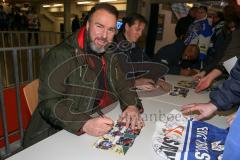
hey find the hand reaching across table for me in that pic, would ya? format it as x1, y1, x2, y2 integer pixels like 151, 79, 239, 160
181, 102, 218, 120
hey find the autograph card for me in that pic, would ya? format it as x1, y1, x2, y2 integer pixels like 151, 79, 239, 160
177, 80, 198, 89
169, 86, 189, 97
94, 122, 141, 155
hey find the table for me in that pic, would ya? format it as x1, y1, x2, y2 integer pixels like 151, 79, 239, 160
7, 75, 228, 160
139, 75, 211, 106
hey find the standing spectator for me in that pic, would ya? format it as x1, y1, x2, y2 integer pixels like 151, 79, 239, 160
175, 6, 198, 39
0, 5, 7, 31
20, 12, 28, 31
79, 13, 86, 27
184, 6, 213, 69
14, 7, 22, 30
193, 5, 240, 92
27, 8, 40, 44
193, 11, 231, 80
71, 15, 80, 33
211, 12, 225, 37
195, 25, 240, 92
7, 6, 16, 31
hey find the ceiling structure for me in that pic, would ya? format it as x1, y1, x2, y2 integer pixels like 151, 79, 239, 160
0, 0, 127, 11
1, 0, 227, 15
2, 0, 227, 4
1, 0, 227, 9
2, 0, 64, 3
1, 0, 126, 4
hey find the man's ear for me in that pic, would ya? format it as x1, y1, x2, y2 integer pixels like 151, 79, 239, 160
125, 23, 129, 31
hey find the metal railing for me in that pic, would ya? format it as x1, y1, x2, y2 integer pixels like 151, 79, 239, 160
0, 45, 54, 159
0, 31, 71, 88
0, 31, 70, 48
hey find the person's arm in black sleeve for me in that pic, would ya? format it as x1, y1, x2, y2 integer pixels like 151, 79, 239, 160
141, 48, 168, 82
38, 49, 92, 135
204, 32, 231, 74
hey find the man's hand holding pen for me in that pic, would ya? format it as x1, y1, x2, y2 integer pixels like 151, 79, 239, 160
82, 110, 114, 137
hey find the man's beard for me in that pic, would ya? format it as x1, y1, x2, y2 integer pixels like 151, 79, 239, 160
87, 31, 108, 54
89, 41, 106, 54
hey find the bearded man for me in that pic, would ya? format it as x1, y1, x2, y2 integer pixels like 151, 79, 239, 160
23, 3, 144, 148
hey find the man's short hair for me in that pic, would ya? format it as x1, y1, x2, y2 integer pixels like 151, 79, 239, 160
189, 7, 198, 13
223, 4, 240, 27
88, 3, 118, 21
119, 13, 147, 32
199, 6, 208, 13
124, 13, 147, 27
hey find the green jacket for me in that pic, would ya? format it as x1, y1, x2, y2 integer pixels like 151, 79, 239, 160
23, 28, 141, 147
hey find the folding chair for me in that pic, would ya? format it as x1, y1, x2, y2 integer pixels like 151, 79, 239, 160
23, 79, 39, 115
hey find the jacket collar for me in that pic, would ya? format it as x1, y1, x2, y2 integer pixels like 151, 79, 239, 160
64, 26, 86, 51
77, 26, 86, 49
194, 16, 208, 23
114, 32, 126, 42
114, 32, 136, 49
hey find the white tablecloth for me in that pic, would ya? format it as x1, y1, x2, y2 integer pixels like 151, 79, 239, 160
7, 75, 228, 160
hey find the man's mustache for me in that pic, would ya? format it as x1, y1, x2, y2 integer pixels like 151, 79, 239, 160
96, 37, 108, 43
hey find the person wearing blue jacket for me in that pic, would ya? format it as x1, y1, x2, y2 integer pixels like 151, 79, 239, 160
181, 58, 240, 119
181, 59, 240, 159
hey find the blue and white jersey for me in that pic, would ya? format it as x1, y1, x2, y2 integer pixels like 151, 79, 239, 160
184, 18, 213, 60
153, 110, 228, 160
181, 120, 228, 160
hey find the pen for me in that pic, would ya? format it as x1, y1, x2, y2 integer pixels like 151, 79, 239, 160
97, 109, 114, 128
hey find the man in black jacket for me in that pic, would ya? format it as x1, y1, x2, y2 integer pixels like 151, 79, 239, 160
114, 13, 168, 91
71, 15, 80, 32
175, 7, 198, 39
154, 38, 185, 75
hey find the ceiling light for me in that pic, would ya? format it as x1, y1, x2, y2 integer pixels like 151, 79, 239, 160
42, 4, 51, 8
53, 4, 63, 7
99, 0, 117, 2
220, 1, 227, 7
77, 1, 91, 5
186, 3, 193, 8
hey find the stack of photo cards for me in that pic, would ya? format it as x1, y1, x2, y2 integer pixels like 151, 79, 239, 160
94, 121, 141, 155
177, 80, 212, 92
177, 80, 198, 89
169, 86, 189, 97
